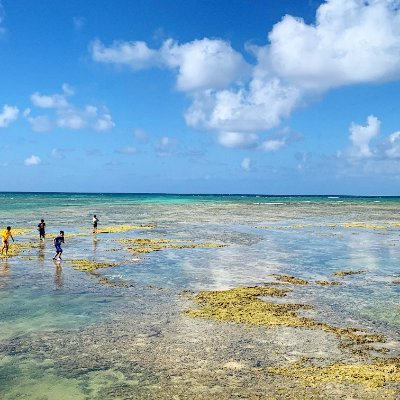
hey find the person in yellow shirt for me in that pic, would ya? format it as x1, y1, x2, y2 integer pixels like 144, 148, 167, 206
1, 226, 14, 256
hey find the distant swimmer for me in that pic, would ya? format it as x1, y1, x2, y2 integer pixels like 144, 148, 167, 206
52, 230, 64, 261
38, 219, 46, 240
92, 215, 99, 234
1, 226, 14, 256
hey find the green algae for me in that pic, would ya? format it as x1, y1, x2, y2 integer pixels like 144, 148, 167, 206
333, 270, 366, 278
98, 224, 155, 233
184, 286, 386, 353
0, 241, 39, 258
268, 358, 400, 389
66, 259, 118, 272
315, 280, 342, 286
274, 275, 309, 285
119, 238, 226, 254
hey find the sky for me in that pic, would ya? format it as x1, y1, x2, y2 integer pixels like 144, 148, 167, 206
1, 0, 400, 195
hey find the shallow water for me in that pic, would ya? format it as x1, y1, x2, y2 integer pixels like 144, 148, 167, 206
0, 193, 399, 398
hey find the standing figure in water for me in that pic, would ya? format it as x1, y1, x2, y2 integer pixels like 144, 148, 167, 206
38, 219, 46, 240
1, 226, 14, 256
92, 214, 99, 234
53, 231, 64, 261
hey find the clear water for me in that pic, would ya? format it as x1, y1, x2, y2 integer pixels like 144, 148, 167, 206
0, 193, 399, 398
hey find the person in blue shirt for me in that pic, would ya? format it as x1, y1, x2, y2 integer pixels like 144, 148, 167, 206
52, 231, 64, 261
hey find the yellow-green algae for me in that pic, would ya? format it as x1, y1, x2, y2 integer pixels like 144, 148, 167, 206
119, 238, 226, 254
98, 224, 155, 233
343, 222, 388, 229
268, 358, 400, 388
333, 270, 366, 277
0, 241, 39, 257
7, 228, 32, 235
66, 259, 118, 272
184, 286, 385, 351
274, 275, 309, 285
315, 280, 342, 286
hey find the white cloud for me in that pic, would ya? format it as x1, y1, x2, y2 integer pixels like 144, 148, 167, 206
268, 0, 400, 90
161, 38, 249, 91
259, 138, 286, 152
217, 131, 258, 148
386, 131, 400, 158
0, 105, 19, 127
24, 155, 41, 166
91, 0, 400, 150
91, 39, 158, 70
27, 115, 52, 132
349, 115, 380, 158
28, 85, 115, 132
31, 89, 70, 109
241, 157, 251, 171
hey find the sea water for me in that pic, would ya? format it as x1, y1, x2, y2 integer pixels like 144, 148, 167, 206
0, 193, 399, 398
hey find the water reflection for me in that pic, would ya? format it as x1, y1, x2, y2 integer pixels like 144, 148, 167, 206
0, 258, 9, 276
38, 241, 46, 266
53, 261, 64, 289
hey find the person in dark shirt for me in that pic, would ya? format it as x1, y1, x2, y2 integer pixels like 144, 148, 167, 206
38, 219, 46, 240
52, 231, 64, 261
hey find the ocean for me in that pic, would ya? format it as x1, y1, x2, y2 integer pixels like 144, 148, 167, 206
0, 192, 399, 398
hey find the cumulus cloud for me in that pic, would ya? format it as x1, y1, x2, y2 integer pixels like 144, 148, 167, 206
27, 115, 52, 132
0, 105, 19, 127
91, 0, 400, 150
217, 131, 258, 148
91, 37, 248, 91
349, 115, 380, 158
24, 155, 41, 166
91, 39, 159, 70
27, 85, 115, 132
161, 38, 249, 91
241, 157, 251, 171
259, 138, 287, 152
386, 131, 400, 158
268, 0, 400, 90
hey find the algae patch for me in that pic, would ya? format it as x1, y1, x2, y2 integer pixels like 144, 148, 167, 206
98, 225, 155, 234
119, 238, 226, 254
333, 270, 366, 278
0, 241, 38, 258
66, 259, 118, 272
268, 358, 400, 388
274, 275, 309, 285
185, 286, 385, 352
315, 280, 342, 286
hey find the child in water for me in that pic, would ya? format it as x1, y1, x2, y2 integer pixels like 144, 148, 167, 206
1, 226, 14, 256
38, 219, 46, 240
92, 215, 99, 233
53, 231, 64, 261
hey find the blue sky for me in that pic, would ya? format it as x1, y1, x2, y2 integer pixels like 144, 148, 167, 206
1, 0, 400, 195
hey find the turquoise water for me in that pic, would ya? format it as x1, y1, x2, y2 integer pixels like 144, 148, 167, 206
0, 193, 400, 398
